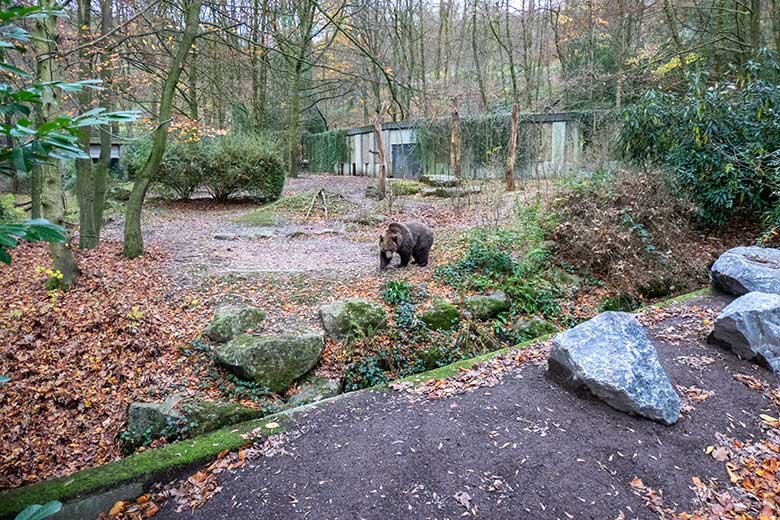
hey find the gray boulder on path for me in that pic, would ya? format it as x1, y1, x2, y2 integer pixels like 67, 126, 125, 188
710, 291, 780, 374
203, 304, 266, 343
710, 246, 780, 296
319, 299, 387, 342
214, 331, 325, 393
548, 311, 681, 425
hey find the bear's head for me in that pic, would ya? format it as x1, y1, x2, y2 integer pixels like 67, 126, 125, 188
379, 229, 400, 259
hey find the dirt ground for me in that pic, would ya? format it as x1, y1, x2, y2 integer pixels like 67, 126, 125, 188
103, 175, 517, 277
148, 293, 779, 520
100, 175, 526, 334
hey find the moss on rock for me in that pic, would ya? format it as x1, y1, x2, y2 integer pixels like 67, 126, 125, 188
214, 331, 324, 393
419, 299, 460, 330
464, 292, 510, 320
203, 304, 266, 343
288, 375, 341, 407
319, 299, 387, 342
511, 317, 560, 342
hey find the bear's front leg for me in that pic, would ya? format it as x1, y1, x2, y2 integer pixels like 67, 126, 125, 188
398, 251, 411, 268
380, 251, 392, 270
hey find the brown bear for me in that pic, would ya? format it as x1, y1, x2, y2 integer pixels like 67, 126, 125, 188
379, 221, 434, 270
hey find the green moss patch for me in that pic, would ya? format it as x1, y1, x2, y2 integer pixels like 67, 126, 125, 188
398, 333, 556, 385
0, 415, 285, 518
649, 287, 712, 309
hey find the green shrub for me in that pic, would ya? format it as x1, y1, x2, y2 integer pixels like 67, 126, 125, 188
381, 280, 416, 306
619, 49, 780, 230
436, 207, 563, 319
158, 140, 209, 200
205, 136, 285, 202
123, 135, 285, 202
0, 194, 24, 224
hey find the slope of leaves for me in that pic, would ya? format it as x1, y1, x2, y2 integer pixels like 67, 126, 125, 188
0, 241, 216, 489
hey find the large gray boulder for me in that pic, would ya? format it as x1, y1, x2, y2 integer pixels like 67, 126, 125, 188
319, 299, 387, 342
464, 292, 510, 320
710, 246, 780, 296
123, 394, 259, 451
711, 292, 780, 373
549, 311, 681, 425
214, 331, 324, 392
203, 304, 266, 343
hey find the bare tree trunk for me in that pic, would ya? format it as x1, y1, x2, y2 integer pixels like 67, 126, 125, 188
372, 103, 390, 198
93, 0, 113, 238
449, 96, 461, 185
34, 0, 79, 285
471, 0, 488, 110
505, 103, 519, 192
773, 0, 780, 53
123, 0, 202, 259
76, 0, 98, 249
251, 0, 268, 130
662, 0, 687, 76
750, 0, 761, 51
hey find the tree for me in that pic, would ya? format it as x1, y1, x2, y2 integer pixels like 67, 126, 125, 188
372, 102, 390, 197
123, 0, 204, 259
0, 0, 133, 266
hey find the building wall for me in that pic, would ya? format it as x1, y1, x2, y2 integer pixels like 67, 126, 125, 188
332, 113, 586, 179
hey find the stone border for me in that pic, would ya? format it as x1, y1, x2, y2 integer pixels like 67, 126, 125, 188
0, 286, 713, 519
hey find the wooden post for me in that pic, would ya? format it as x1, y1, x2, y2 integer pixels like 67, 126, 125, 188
372, 102, 390, 198
505, 103, 519, 192
449, 96, 461, 185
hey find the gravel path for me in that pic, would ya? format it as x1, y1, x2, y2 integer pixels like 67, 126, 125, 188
152, 294, 776, 520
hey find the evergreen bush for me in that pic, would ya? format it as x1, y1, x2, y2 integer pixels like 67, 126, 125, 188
620, 49, 780, 231
123, 134, 285, 202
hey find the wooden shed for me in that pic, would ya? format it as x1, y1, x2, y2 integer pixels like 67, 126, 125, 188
318, 111, 587, 179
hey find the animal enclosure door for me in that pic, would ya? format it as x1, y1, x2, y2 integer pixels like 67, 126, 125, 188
391, 143, 421, 179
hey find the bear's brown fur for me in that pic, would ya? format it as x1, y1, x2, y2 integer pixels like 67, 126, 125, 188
379, 221, 434, 270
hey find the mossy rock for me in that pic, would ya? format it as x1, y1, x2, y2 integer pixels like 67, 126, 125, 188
319, 298, 387, 342
203, 304, 266, 343
420, 174, 458, 188
419, 299, 460, 330
421, 186, 481, 198
179, 399, 260, 437
214, 331, 324, 393
288, 374, 341, 407
390, 180, 424, 196
122, 395, 260, 452
420, 346, 447, 370
511, 317, 560, 342
465, 292, 510, 320
547, 268, 582, 289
